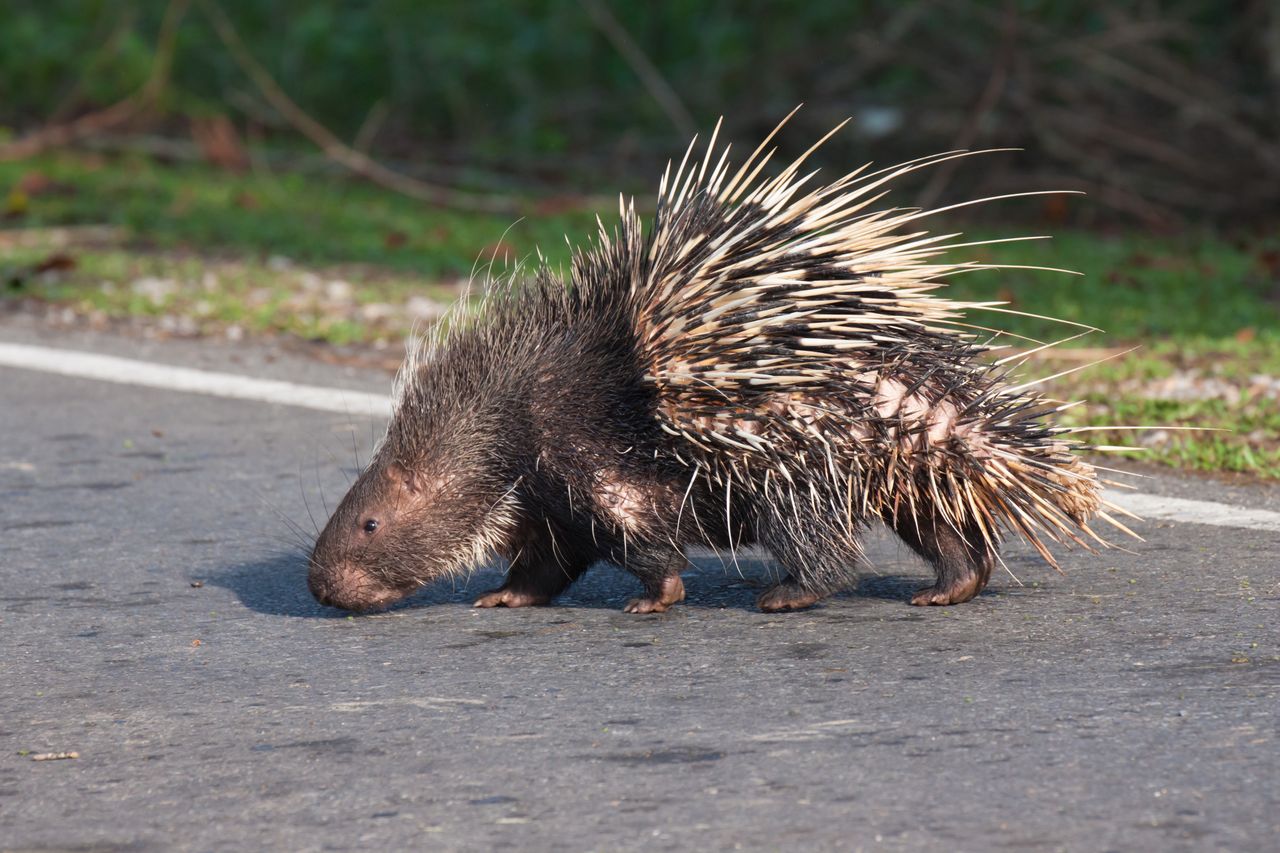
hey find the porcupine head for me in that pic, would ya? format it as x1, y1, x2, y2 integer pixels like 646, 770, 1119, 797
308, 334, 525, 612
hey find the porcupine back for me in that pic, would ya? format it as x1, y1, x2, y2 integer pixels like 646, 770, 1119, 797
571, 115, 1137, 583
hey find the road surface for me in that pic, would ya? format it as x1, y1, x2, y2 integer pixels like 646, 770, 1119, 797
1, 322, 1277, 851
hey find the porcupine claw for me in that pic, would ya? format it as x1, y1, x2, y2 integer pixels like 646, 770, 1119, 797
473, 585, 553, 608
909, 575, 985, 606
623, 574, 686, 614
756, 580, 821, 612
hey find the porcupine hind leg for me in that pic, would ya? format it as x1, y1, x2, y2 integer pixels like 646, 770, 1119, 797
618, 547, 689, 614
886, 505, 995, 606
756, 519, 859, 612
474, 519, 592, 608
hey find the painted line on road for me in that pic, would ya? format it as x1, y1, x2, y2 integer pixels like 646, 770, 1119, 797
0, 341, 393, 417
3, 341, 1278, 535
1104, 492, 1280, 534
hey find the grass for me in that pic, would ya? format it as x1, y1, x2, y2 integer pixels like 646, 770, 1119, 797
2, 246, 459, 345
943, 230, 1280, 344
937, 235, 1280, 477
1, 150, 594, 274
3, 150, 1279, 478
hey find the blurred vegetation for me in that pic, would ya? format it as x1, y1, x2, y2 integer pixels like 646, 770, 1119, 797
0, 150, 596, 274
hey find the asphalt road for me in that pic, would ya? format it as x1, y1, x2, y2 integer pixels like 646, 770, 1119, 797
1, 324, 1277, 851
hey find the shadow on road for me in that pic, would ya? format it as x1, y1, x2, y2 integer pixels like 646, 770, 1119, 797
854, 574, 929, 601
211, 549, 971, 618
209, 552, 509, 617
211, 552, 333, 618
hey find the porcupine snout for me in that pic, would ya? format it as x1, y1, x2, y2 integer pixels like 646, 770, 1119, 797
307, 555, 401, 612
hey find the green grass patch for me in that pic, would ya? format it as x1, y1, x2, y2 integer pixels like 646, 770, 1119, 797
1, 151, 594, 275
942, 229, 1280, 345
1046, 369, 1280, 478
1, 245, 460, 344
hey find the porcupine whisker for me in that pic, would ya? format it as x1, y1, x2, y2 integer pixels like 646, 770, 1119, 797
314, 449, 330, 518
777, 148, 1013, 220
844, 147, 1011, 192
973, 305, 1102, 334
1099, 496, 1144, 523
298, 461, 322, 537
1065, 425, 1221, 433
903, 190, 1088, 225
478, 218, 525, 296
257, 507, 314, 555
1097, 475, 1143, 489
932, 234, 1057, 253
544, 517, 568, 573
950, 262, 1085, 278
246, 470, 313, 551
322, 396, 361, 486
271, 507, 315, 553
673, 467, 698, 543
722, 473, 745, 581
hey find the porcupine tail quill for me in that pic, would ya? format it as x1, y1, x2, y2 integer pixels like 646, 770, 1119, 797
570, 109, 1141, 572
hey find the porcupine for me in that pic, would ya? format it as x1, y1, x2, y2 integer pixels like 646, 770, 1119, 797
307, 113, 1137, 615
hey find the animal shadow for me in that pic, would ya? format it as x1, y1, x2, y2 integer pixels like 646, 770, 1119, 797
213, 551, 769, 617
212, 550, 958, 618
210, 552, 332, 618
211, 551, 519, 618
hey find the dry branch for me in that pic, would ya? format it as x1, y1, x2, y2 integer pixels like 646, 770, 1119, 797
579, 0, 697, 140
915, 1, 1017, 209
198, 0, 537, 214
0, 0, 189, 162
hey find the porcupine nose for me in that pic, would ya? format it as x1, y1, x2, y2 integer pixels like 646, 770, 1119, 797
307, 560, 338, 607
308, 557, 397, 611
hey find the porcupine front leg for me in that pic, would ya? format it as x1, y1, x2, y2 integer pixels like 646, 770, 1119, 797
618, 547, 689, 614
886, 505, 995, 606
474, 518, 592, 608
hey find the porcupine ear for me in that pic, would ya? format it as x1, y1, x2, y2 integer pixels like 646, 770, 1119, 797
383, 462, 420, 495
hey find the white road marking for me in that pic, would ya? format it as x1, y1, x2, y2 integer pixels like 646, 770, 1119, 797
0, 341, 392, 417
3, 341, 1278, 535
1103, 492, 1280, 534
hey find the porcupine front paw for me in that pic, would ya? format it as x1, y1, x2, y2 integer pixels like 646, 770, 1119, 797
623, 574, 686, 614
910, 572, 984, 606
473, 585, 552, 608
756, 579, 822, 612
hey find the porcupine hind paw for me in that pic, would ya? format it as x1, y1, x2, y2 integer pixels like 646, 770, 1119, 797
623, 574, 686, 614
886, 508, 994, 607
473, 584, 553, 608
757, 578, 822, 612
910, 572, 985, 606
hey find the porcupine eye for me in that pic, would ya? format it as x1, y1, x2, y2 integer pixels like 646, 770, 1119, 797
362, 519, 379, 534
